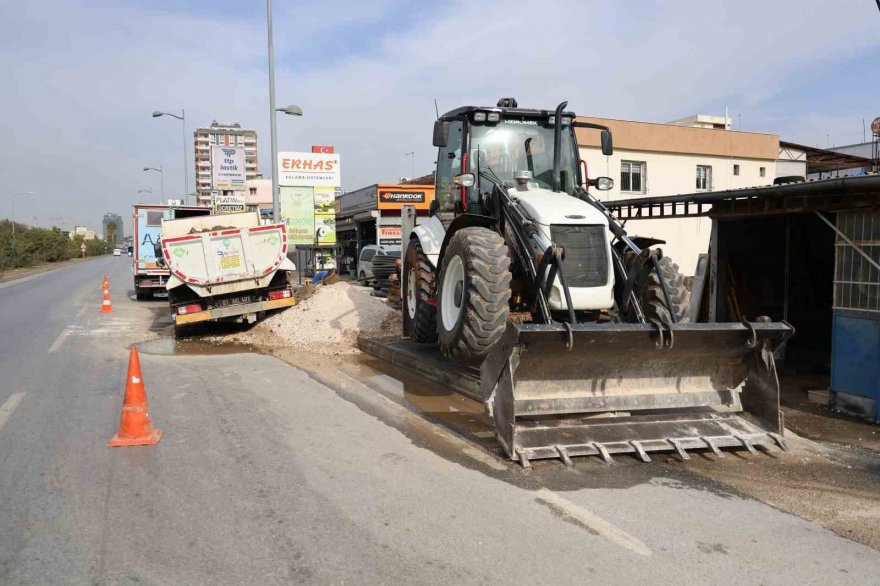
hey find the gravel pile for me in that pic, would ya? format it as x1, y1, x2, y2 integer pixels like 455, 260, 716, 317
234, 281, 400, 354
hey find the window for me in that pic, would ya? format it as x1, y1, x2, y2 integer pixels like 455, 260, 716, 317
146, 211, 164, 226
760, 167, 766, 177
696, 165, 712, 190
435, 121, 464, 213
733, 164, 740, 176
249, 188, 257, 196
621, 161, 646, 193
359, 248, 377, 262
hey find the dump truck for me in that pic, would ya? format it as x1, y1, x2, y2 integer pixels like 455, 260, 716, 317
360, 98, 794, 467
158, 211, 296, 335
133, 203, 211, 300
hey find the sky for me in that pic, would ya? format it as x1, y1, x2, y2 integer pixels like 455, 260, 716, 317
1, 0, 878, 235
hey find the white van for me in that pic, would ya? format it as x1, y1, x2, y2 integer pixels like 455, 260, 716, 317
357, 245, 400, 280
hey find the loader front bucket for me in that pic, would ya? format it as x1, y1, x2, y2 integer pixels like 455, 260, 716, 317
480, 321, 794, 465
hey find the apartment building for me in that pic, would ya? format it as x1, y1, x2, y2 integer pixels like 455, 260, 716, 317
194, 121, 258, 204
102, 212, 124, 246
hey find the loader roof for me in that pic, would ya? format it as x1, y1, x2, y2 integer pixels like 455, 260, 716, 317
440, 104, 577, 121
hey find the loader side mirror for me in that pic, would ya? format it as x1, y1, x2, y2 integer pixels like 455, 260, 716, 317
589, 176, 614, 191
601, 129, 613, 156
433, 120, 449, 147
454, 173, 475, 187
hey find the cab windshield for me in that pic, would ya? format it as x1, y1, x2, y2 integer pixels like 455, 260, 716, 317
469, 120, 578, 195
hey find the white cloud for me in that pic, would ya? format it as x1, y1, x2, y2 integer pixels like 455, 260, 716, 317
1, 0, 877, 230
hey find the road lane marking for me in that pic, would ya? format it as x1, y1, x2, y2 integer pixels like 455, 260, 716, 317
534, 488, 652, 556
0, 393, 26, 434
49, 327, 71, 354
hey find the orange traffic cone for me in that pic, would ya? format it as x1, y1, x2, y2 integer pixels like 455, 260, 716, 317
100, 286, 113, 313
102, 275, 109, 290
108, 347, 163, 447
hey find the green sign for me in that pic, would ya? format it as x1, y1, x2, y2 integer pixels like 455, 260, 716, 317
279, 186, 315, 245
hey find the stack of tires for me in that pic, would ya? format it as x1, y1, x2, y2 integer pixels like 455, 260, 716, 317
371, 255, 399, 298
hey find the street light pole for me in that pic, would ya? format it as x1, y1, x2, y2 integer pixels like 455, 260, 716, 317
267, 0, 280, 222
143, 166, 164, 203
152, 109, 188, 204
9, 191, 35, 241
405, 151, 415, 180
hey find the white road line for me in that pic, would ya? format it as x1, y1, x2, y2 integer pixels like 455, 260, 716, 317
49, 327, 71, 354
534, 488, 653, 556
0, 393, 26, 434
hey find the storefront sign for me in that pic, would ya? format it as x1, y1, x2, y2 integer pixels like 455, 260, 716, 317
378, 226, 402, 247
213, 193, 246, 214
278, 152, 341, 187
376, 185, 434, 211
211, 146, 246, 191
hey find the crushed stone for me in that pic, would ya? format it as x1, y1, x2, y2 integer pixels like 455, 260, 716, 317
228, 280, 400, 354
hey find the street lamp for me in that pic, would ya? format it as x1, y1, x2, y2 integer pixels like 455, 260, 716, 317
9, 191, 35, 241
266, 0, 304, 222
152, 109, 188, 203
404, 151, 415, 180
143, 166, 164, 202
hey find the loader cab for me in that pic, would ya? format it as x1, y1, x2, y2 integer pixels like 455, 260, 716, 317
433, 101, 606, 217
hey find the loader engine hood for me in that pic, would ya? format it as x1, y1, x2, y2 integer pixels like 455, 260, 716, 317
507, 186, 614, 311
508, 187, 609, 228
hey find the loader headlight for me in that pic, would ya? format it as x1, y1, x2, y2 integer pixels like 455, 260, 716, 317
548, 116, 572, 126
473, 112, 487, 122
487, 112, 501, 122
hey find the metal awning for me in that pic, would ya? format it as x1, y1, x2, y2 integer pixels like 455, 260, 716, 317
780, 140, 873, 174
605, 174, 880, 220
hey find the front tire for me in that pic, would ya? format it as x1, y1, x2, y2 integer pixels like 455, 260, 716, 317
437, 227, 511, 364
403, 239, 437, 343
629, 253, 690, 323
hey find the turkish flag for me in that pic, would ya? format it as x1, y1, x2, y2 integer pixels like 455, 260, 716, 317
311, 145, 335, 154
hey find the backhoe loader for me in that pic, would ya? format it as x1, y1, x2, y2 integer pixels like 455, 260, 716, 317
387, 98, 793, 466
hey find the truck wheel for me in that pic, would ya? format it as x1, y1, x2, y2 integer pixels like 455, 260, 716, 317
633, 254, 690, 323
403, 238, 437, 343
437, 227, 511, 364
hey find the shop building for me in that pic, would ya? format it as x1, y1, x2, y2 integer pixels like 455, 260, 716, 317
335, 183, 434, 275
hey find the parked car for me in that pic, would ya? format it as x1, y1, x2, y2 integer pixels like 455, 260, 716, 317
357, 245, 400, 281
113, 248, 122, 256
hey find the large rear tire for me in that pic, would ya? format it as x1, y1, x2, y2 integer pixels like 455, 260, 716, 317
634, 253, 690, 323
437, 227, 511, 364
403, 238, 438, 343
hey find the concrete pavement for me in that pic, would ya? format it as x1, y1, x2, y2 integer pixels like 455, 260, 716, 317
1, 255, 879, 585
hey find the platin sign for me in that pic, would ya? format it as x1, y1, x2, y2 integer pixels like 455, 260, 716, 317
376, 185, 434, 211
311, 145, 335, 154
872, 117, 880, 136
378, 226, 402, 247
278, 152, 341, 187
213, 193, 246, 214
211, 146, 246, 191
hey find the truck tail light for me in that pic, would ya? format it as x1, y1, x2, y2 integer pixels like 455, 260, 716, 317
177, 303, 203, 315
268, 289, 292, 300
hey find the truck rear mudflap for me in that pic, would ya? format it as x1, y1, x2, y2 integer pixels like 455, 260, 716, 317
175, 296, 296, 325
485, 321, 793, 466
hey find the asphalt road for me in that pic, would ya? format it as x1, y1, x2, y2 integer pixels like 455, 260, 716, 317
1, 256, 879, 585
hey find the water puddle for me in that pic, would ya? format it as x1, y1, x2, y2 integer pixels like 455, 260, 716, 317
137, 337, 259, 356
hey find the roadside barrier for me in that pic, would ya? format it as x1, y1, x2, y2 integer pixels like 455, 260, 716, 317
108, 346, 163, 447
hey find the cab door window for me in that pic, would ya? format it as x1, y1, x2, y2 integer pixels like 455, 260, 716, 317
435, 121, 464, 213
